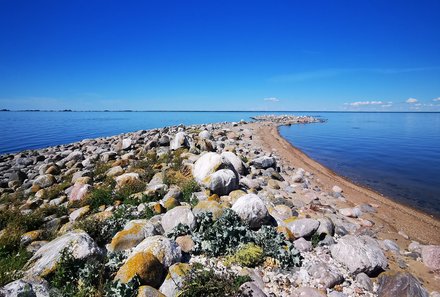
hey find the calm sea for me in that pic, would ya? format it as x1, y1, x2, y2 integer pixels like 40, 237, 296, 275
1, 111, 439, 216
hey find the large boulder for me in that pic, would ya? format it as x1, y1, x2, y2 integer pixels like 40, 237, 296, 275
131, 236, 181, 268
221, 151, 245, 175
115, 252, 165, 287
108, 219, 160, 252
377, 271, 428, 297
421, 245, 440, 271
231, 194, 270, 228
138, 285, 166, 297
170, 132, 189, 150
251, 156, 276, 169
286, 218, 320, 238
330, 235, 387, 275
115, 172, 140, 189
192, 152, 223, 182
161, 206, 196, 233
205, 169, 238, 195
159, 262, 190, 297
23, 230, 99, 277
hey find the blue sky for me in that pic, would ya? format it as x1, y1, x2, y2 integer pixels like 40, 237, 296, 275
1, 0, 439, 111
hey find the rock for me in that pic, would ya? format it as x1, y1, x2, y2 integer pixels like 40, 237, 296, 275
231, 194, 270, 229
32, 174, 55, 189
316, 217, 335, 236
421, 245, 440, 271
161, 206, 196, 233
251, 156, 276, 169
355, 272, 373, 292
106, 166, 124, 177
163, 186, 182, 203
330, 235, 387, 275
115, 252, 165, 287
339, 207, 362, 218
192, 200, 224, 220
20, 230, 44, 246
292, 287, 327, 297
307, 262, 344, 289
131, 235, 181, 268
159, 262, 190, 297
205, 169, 238, 195
69, 182, 91, 201
292, 168, 305, 183
137, 285, 166, 297
294, 237, 313, 252
65, 151, 83, 162
0, 276, 50, 297
198, 130, 211, 139
382, 239, 400, 252
8, 170, 27, 184
239, 281, 267, 297
115, 172, 140, 188
192, 152, 223, 182
287, 218, 320, 238
69, 205, 90, 222
377, 271, 428, 297
332, 185, 342, 194
221, 151, 245, 175
175, 235, 195, 253
24, 230, 99, 277
170, 132, 189, 150
108, 219, 159, 252
121, 138, 132, 150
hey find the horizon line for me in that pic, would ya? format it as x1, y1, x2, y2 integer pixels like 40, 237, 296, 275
1, 109, 440, 113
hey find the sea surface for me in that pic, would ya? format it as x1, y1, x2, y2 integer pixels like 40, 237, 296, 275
1, 111, 439, 217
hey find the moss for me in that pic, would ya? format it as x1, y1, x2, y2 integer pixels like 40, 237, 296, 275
224, 243, 264, 267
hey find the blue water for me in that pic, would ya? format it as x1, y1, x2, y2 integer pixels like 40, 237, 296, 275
1, 111, 439, 216
279, 112, 440, 217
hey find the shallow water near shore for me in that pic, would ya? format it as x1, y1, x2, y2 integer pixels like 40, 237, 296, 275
279, 112, 440, 217
1, 111, 439, 217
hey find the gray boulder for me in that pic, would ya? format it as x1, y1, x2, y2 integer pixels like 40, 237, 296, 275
0, 276, 49, 297
287, 218, 320, 238
251, 156, 276, 169
231, 194, 270, 228
161, 206, 196, 233
330, 235, 387, 275
205, 169, 238, 195
377, 272, 428, 297
170, 132, 189, 150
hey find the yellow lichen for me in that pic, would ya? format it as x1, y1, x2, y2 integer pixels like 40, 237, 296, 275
223, 243, 264, 267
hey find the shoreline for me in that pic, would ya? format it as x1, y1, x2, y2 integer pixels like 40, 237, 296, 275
252, 122, 440, 245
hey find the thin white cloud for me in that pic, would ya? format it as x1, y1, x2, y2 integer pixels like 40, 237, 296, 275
346, 100, 384, 106
263, 97, 280, 102
433, 97, 440, 102
406, 98, 418, 103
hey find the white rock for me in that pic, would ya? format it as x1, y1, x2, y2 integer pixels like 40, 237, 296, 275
287, 218, 320, 238
170, 132, 189, 150
251, 156, 276, 169
131, 235, 181, 268
205, 169, 238, 195
221, 151, 245, 175
24, 230, 99, 277
231, 194, 270, 228
192, 152, 223, 183
161, 206, 196, 233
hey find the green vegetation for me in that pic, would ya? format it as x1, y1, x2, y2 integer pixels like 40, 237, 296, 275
179, 263, 251, 297
42, 181, 71, 200
87, 187, 113, 210
224, 243, 264, 267
0, 248, 31, 286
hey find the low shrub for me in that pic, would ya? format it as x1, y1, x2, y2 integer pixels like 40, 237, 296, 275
43, 181, 71, 200
87, 187, 113, 210
223, 243, 264, 267
179, 263, 251, 297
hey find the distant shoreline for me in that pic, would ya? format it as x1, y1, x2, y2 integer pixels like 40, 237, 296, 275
1, 109, 440, 113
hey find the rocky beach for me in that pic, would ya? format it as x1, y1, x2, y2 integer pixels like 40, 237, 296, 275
0, 115, 439, 297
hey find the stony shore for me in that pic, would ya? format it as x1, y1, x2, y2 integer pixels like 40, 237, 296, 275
0, 115, 439, 297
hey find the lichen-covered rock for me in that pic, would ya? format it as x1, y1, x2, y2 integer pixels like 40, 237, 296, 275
69, 182, 91, 201
192, 200, 224, 220
421, 245, 440, 271
159, 262, 190, 297
24, 230, 99, 277
377, 271, 428, 297
131, 235, 181, 268
69, 205, 90, 222
115, 252, 165, 288
287, 218, 320, 238
33, 174, 55, 189
175, 235, 195, 253
204, 169, 238, 195
161, 206, 196, 233
330, 235, 387, 275
137, 285, 166, 297
192, 152, 223, 183
20, 230, 44, 246
106, 165, 124, 177
231, 193, 270, 229
108, 219, 160, 252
